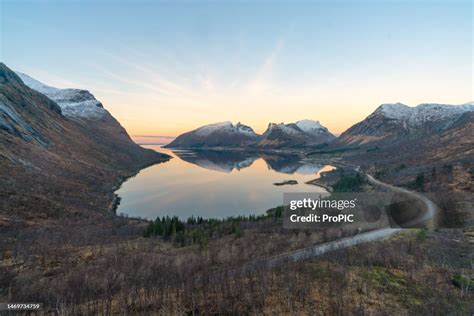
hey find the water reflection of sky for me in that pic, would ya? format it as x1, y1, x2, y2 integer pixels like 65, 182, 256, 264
116, 146, 335, 220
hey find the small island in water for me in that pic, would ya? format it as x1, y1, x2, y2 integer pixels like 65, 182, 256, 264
273, 180, 298, 186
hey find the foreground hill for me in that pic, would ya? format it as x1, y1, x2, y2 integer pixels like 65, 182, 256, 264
0, 63, 169, 230
165, 119, 335, 149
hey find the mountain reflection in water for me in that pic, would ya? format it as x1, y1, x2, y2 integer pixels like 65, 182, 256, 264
173, 149, 330, 175
116, 146, 335, 219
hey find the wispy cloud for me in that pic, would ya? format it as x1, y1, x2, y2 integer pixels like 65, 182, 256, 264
98, 51, 199, 99
247, 37, 285, 95
95, 34, 288, 106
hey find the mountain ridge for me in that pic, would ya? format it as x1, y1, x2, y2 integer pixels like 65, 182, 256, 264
16, 72, 106, 119
166, 102, 473, 150
165, 120, 335, 149
165, 121, 260, 148
338, 102, 474, 146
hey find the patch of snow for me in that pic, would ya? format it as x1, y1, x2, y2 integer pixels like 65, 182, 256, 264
279, 124, 301, 136
377, 103, 412, 119
296, 119, 327, 135
376, 102, 474, 126
16, 72, 106, 119
193, 121, 257, 138
266, 123, 300, 136
235, 122, 257, 136
194, 121, 233, 137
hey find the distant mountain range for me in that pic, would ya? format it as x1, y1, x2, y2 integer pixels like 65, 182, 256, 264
165, 102, 473, 153
3, 60, 472, 173
165, 119, 336, 149
1, 58, 473, 224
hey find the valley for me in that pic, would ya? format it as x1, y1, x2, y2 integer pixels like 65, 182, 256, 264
1, 1, 472, 313
0, 61, 472, 314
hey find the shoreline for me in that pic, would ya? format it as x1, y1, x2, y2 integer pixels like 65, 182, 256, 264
111, 149, 336, 219
305, 178, 333, 192
108, 155, 172, 214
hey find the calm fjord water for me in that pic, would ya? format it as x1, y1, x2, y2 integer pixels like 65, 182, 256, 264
116, 146, 334, 219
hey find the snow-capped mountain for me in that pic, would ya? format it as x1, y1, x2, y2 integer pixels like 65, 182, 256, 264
296, 119, 329, 136
256, 120, 335, 148
166, 120, 335, 149
165, 121, 260, 148
339, 102, 474, 145
8, 67, 164, 162
16, 72, 106, 119
374, 102, 474, 126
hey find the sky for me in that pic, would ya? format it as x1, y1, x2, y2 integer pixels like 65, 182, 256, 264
1, 0, 472, 136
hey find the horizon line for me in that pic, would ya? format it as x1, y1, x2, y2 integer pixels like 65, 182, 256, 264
132, 135, 176, 138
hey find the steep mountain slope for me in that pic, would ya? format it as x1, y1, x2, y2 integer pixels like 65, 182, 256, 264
342, 111, 474, 166
333, 102, 473, 193
0, 63, 169, 229
165, 121, 260, 148
16, 72, 105, 118
166, 120, 335, 149
423, 111, 474, 164
338, 102, 474, 146
15, 72, 147, 155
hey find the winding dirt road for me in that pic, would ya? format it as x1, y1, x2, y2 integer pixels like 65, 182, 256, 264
235, 171, 439, 272
365, 173, 439, 228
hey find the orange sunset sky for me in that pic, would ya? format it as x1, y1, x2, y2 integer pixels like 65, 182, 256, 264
3, 1, 472, 137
